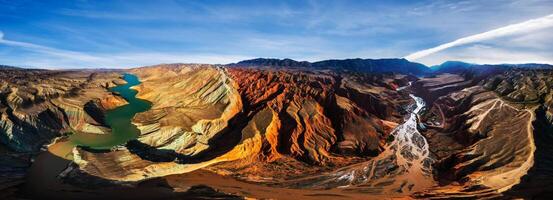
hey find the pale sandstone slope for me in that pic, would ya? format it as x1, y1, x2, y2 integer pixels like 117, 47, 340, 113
0, 69, 127, 152
73, 65, 243, 181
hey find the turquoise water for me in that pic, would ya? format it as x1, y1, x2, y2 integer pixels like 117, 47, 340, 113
26, 74, 153, 197
68, 73, 152, 149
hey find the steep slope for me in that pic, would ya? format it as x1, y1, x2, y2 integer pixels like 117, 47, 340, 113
206, 68, 413, 182
130, 64, 242, 157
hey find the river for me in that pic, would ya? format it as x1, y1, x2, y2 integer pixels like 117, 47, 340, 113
68, 73, 151, 149
291, 89, 434, 195
25, 73, 154, 199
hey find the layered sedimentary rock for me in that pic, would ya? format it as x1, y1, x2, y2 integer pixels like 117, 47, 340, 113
0, 67, 127, 198
131, 65, 242, 157
415, 68, 552, 199
277, 93, 435, 195
207, 69, 413, 182
0, 68, 126, 152
71, 65, 243, 181
4, 62, 553, 199
70, 65, 413, 184
72, 64, 549, 198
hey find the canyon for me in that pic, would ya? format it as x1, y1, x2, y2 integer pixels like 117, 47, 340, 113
0, 59, 552, 199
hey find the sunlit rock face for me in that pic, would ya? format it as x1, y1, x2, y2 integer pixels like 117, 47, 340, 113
277, 94, 435, 195
130, 65, 242, 157
207, 68, 413, 182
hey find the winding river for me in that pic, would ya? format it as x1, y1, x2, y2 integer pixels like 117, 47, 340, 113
26, 73, 154, 199
68, 73, 151, 149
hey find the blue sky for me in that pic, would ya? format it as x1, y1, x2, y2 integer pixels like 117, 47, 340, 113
1, 0, 553, 68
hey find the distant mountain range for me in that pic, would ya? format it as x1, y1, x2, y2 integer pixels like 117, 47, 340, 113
0, 65, 27, 70
429, 60, 553, 74
228, 58, 553, 75
228, 58, 430, 75
3, 59, 553, 75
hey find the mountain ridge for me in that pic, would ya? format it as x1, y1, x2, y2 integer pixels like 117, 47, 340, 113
228, 57, 430, 75
3, 58, 553, 73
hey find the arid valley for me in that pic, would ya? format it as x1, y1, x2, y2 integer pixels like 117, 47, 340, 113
1, 58, 553, 199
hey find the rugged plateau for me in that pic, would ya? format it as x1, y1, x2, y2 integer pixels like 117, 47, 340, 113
0, 59, 552, 199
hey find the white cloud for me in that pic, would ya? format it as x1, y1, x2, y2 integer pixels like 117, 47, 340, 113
0, 31, 101, 62
416, 44, 553, 66
405, 13, 553, 60
4, 1, 553, 68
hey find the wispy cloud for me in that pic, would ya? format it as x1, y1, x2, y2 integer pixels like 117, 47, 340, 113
405, 13, 553, 60
417, 44, 553, 65
2, 1, 553, 68
0, 31, 101, 62
0, 31, 249, 68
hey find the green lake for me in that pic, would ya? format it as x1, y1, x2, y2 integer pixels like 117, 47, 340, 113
68, 73, 152, 149
26, 74, 153, 197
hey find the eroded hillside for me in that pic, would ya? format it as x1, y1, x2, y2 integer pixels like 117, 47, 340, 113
68, 65, 414, 186
0, 68, 126, 151
415, 68, 553, 199
1, 64, 552, 199
0, 67, 126, 198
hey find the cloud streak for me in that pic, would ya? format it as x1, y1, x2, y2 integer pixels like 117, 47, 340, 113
0, 31, 101, 62
0, 31, 250, 68
405, 13, 553, 60
3, 1, 553, 68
